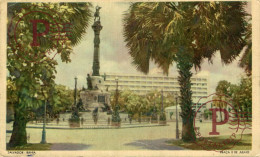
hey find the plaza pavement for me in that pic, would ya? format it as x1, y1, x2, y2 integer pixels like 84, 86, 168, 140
6, 122, 185, 150
6, 121, 251, 150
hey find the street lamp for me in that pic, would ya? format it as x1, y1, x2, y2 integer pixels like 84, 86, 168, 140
149, 94, 157, 123
115, 77, 119, 106
175, 92, 180, 139
74, 77, 78, 106
159, 89, 166, 125
112, 77, 120, 126
40, 85, 47, 144
161, 89, 164, 113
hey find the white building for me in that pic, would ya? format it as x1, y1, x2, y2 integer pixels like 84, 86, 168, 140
103, 73, 210, 112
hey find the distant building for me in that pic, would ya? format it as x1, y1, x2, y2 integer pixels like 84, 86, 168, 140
104, 73, 210, 112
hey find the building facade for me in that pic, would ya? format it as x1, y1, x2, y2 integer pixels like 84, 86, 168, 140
104, 73, 210, 112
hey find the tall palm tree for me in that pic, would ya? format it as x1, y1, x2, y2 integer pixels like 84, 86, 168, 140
239, 22, 252, 75
212, 95, 228, 122
123, 2, 248, 142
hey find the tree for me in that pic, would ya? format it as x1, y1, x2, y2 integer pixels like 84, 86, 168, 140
55, 84, 74, 113
213, 80, 231, 121
146, 91, 174, 116
146, 91, 160, 119
215, 77, 252, 121
7, 3, 92, 147
123, 2, 248, 142
7, 79, 17, 122
239, 21, 252, 76
203, 109, 212, 120
232, 77, 252, 120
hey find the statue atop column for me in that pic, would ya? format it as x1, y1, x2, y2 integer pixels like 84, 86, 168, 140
94, 6, 101, 21
80, 5, 111, 113
92, 6, 102, 76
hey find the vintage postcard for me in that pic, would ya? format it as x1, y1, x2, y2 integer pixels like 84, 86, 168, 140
0, 0, 259, 156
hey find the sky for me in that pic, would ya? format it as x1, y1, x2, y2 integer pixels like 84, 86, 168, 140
54, 2, 251, 94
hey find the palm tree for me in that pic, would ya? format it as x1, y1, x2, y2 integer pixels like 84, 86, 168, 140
212, 95, 228, 122
239, 21, 252, 76
123, 2, 248, 142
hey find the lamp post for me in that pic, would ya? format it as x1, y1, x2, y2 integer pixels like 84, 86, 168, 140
175, 92, 179, 139
154, 93, 157, 121
161, 89, 164, 113
150, 94, 157, 123
159, 89, 166, 124
153, 95, 156, 115
115, 77, 119, 105
112, 77, 120, 126
74, 77, 78, 106
40, 85, 47, 144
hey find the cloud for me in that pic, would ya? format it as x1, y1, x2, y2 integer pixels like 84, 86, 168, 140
54, 2, 248, 95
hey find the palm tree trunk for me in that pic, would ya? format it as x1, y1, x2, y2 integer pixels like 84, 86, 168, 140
176, 48, 196, 142
9, 103, 27, 147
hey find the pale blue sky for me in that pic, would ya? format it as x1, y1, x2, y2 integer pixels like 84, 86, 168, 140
54, 2, 249, 94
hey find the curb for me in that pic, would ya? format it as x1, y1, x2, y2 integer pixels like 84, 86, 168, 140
26, 124, 169, 130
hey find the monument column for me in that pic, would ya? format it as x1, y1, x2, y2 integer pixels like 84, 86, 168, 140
92, 6, 102, 76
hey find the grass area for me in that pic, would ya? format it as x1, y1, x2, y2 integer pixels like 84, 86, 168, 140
7, 143, 52, 150
167, 134, 252, 150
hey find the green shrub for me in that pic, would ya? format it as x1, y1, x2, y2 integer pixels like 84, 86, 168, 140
159, 112, 166, 121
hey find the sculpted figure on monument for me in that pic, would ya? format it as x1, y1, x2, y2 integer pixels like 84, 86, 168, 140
94, 6, 101, 22
87, 74, 93, 90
